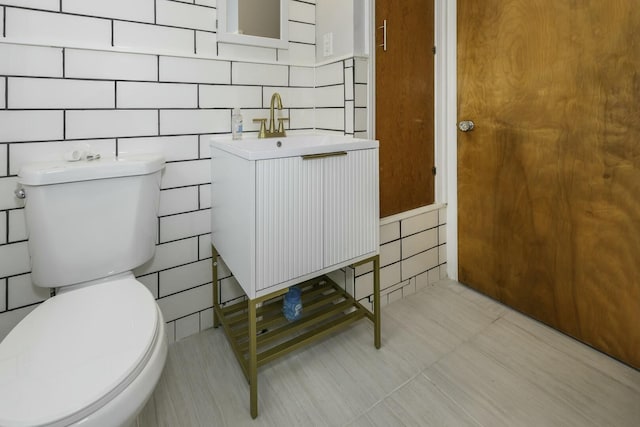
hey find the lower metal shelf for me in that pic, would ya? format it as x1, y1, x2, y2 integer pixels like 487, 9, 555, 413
219, 276, 371, 378
211, 246, 381, 419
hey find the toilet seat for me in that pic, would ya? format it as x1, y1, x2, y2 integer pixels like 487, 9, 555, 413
0, 276, 161, 427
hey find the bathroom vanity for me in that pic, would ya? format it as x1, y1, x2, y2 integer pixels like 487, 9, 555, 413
209, 134, 381, 418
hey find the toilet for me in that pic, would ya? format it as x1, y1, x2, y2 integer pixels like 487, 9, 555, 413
0, 154, 168, 427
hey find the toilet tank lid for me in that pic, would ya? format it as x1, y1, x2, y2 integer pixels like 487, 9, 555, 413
18, 153, 165, 186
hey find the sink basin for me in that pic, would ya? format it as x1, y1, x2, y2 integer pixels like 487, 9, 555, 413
210, 134, 379, 160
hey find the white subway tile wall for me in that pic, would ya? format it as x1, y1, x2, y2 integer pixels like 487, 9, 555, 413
113, 21, 195, 55
290, 66, 315, 86
118, 135, 199, 161
116, 82, 198, 109
290, 0, 316, 24
199, 85, 262, 109
155, 0, 217, 32
159, 56, 230, 84
9, 78, 115, 109
7, 209, 25, 242
61, 0, 155, 23
195, 31, 218, 57
159, 259, 211, 297
158, 187, 200, 217
0, 0, 444, 345
0, 177, 20, 210
7, 273, 49, 310
354, 206, 448, 308
175, 312, 200, 341
218, 43, 277, 63
232, 62, 288, 86
5, 8, 112, 48
66, 110, 159, 139
65, 49, 158, 81
2, 0, 59, 11
0, 110, 64, 143
0, 44, 62, 77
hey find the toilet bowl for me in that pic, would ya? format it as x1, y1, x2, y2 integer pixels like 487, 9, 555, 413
0, 154, 168, 426
0, 274, 167, 427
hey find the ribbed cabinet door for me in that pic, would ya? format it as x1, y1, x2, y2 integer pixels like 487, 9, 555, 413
255, 157, 324, 291
323, 149, 379, 267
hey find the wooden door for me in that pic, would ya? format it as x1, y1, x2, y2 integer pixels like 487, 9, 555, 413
376, 0, 434, 218
458, 0, 640, 368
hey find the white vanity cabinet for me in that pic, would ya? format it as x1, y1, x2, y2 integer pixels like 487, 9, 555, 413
210, 135, 379, 299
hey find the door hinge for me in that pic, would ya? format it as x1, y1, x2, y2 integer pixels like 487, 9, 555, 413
432, 46, 436, 55
432, 166, 437, 175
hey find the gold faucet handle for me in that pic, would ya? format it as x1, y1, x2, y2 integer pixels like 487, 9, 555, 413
277, 117, 289, 134
253, 118, 267, 138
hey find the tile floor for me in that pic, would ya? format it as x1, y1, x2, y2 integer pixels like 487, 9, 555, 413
137, 279, 640, 426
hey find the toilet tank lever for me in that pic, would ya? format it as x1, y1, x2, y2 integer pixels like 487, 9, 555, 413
15, 187, 26, 199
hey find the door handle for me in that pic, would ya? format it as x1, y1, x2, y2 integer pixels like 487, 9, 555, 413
379, 19, 387, 51
458, 120, 475, 132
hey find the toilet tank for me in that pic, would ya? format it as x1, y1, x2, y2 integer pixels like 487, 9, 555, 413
18, 154, 165, 288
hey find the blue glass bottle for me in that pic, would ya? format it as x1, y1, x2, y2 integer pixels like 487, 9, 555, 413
283, 287, 302, 321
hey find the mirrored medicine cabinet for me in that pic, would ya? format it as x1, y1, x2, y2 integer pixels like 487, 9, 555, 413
217, 0, 289, 49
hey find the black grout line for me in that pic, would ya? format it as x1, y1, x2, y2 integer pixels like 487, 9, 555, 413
5, 143, 10, 180
288, 19, 314, 26
3, 274, 8, 311
3, 208, 8, 245
288, 40, 315, 46
61, 47, 65, 78
159, 206, 210, 220
157, 266, 162, 300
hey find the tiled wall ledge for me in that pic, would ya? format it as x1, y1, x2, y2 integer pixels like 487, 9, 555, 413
0, 38, 317, 68
315, 53, 370, 68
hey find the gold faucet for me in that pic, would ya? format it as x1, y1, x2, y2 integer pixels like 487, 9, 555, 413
253, 92, 288, 138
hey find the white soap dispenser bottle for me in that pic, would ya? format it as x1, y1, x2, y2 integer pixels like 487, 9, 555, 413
232, 108, 243, 140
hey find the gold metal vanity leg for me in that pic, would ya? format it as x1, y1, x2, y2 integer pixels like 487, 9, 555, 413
248, 298, 259, 418
211, 245, 220, 329
373, 255, 381, 349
